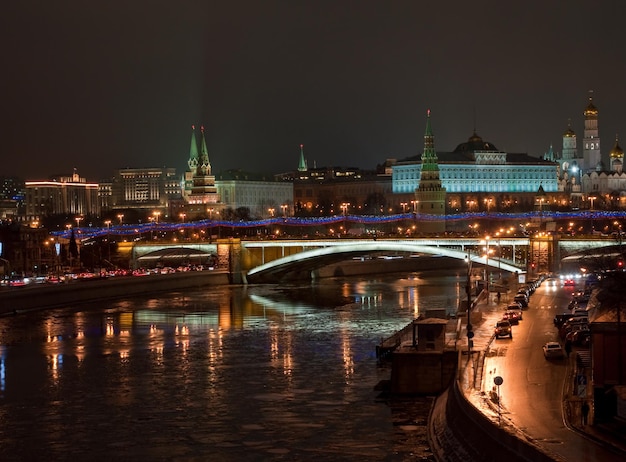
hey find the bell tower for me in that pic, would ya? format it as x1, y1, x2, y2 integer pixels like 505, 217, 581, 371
583, 91, 602, 172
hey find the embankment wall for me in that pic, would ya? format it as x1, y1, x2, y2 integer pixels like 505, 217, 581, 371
0, 271, 230, 314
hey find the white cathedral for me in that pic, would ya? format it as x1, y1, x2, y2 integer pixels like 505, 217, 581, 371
546, 92, 625, 209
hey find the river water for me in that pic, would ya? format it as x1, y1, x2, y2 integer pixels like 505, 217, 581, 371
0, 269, 467, 461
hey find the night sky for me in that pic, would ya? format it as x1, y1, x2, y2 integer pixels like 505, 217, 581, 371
2, 1, 625, 181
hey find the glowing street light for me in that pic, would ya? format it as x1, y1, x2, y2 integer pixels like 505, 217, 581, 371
400, 202, 408, 213
484, 197, 493, 213
268, 207, 275, 217
104, 220, 112, 262
589, 195, 597, 210
483, 235, 491, 291
153, 211, 161, 223
340, 203, 350, 216
75, 216, 83, 228
179, 213, 186, 223
117, 214, 124, 225
281, 204, 288, 217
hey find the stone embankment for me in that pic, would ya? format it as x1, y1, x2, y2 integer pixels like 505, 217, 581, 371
428, 378, 562, 462
0, 270, 230, 315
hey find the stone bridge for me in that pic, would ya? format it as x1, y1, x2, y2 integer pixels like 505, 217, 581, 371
129, 236, 625, 284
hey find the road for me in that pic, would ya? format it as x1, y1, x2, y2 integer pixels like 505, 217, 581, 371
483, 279, 624, 461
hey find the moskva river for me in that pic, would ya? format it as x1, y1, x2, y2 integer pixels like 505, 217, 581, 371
0, 270, 467, 461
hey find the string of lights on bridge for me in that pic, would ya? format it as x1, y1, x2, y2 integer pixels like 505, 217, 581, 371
52, 210, 626, 240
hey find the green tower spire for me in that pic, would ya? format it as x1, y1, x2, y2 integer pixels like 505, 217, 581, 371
414, 109, 446, 233
418, 109, 442, 184
187, 125, 199, 171
199, 126, 211, 175
297, 144, 308, 171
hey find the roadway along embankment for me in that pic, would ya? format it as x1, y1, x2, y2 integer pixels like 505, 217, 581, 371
429, 378, 563, 462
0, 270, 230, 315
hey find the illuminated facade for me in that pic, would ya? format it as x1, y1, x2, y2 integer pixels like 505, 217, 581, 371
25, 170, 99, 219
215, 170, 293, 218
392, 134, 558, 195
101, 168, 180, 214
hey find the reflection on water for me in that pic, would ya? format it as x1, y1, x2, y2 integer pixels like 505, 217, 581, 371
0, 271, 465, 461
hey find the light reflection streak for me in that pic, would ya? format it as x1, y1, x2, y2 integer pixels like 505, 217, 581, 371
409, 286, 420, 317
207, 329, 223, 364
270, 326, 279, 361
269, 325, 294, 383
206, 329, 224, 398
76, 345, 85, 362
49, 354, 63, 383
341, 334, 354, 381
176, 325, 190, 354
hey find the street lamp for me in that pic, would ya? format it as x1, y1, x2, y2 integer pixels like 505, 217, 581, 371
484, 198, 493, 214
495, 230, 503, 281
400, 202, 407, 213
207, 208, 214, 243
340, 203, 349, 216
117, 214, 124, 225
268, 207, 275, 217
104, 220, 111, 264
589, 195, 597, 210
75, 216, 83, 228
465, 250, 474, 356
180, 213, 186, 223
281, 204, 288, 218
484, 235, 491, 292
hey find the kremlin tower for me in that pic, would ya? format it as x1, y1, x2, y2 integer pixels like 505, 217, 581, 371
415, 110, 446, 234
183, 125, 220, 217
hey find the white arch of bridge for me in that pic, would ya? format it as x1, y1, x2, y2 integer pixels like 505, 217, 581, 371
245, 240, 525, 279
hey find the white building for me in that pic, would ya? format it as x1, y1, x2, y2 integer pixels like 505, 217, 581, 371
25, 170, 99, 220
216, 170, 293, 218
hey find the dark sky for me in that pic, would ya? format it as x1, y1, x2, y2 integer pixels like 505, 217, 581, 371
2, 1, 625, 181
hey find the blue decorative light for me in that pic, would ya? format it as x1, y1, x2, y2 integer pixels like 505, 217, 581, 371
51, 210, 626, 240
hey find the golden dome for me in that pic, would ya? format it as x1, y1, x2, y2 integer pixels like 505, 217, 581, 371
563, 127, 576, 137
468, 132, 483, 144
584, 96, 598, 117
610, 135, 624, 159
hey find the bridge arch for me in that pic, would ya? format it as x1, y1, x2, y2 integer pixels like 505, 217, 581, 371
131, 243, 218, 269
245, 241, 524, 283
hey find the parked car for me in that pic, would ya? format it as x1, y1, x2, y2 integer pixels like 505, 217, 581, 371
503, 310, 521, 325
513, 294, 529, 309
565, 325, 589, 343
495, 320, 513, 339
559, 318, 589, 339
506, 303, 523, 320
571, 329, 591, 347
543, 341, 565, 359
554, 312, 587, 328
